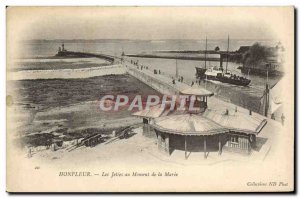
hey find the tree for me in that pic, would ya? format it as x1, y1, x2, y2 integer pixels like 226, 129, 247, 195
242, 43, 270, 66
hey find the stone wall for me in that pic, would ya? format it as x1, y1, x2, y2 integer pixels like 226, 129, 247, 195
9, 64, 126, 80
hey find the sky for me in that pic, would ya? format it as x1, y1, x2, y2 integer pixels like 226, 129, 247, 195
7, 7, 292, 41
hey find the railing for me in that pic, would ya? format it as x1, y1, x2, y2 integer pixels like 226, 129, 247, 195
126, 64, 180, 95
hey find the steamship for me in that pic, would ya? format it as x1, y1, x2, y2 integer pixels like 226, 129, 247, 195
196, 36, 251, 87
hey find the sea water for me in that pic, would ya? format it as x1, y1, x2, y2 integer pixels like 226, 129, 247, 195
14, 39, 282, 114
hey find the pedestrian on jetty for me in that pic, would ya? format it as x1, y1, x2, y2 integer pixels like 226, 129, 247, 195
191, 81, 194, 86
271, 113, 275, 120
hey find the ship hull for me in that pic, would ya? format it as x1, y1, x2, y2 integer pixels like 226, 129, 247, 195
205, 75, 251, 86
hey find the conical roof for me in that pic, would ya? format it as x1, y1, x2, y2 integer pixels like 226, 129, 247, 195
151, 114, 228, 136
202, 109, 267, 134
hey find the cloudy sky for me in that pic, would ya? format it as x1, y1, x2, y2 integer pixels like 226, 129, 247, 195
7, 7, 292, 40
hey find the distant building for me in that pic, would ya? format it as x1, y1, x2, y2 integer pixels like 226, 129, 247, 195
239, 43, 284, 76
237, 46, 250, 53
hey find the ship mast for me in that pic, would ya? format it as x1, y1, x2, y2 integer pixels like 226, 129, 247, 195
264, 70, 270, 117
226, 35, 229, 73
204, 36, 207, 69
175, 59, 178, 78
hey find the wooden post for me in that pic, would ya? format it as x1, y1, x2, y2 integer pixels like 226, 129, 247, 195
204, 136, 207, 159
248, 136, 251, 155
185, 136, 187, 160
218, 135, 222, 155
27, 147, 32, 158
264, 83, 270, 117
157, 133, 161, 150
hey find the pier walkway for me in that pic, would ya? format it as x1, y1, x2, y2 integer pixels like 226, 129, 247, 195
126, 54, 220, 62
126, 49, 240, 63
125, 60, 212, 96
56, 50, 117, 63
